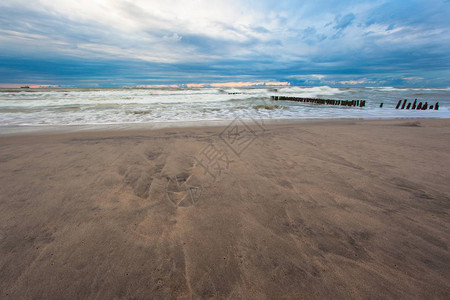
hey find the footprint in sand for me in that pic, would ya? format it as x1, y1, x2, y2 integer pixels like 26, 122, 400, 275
164, 173, 203, 207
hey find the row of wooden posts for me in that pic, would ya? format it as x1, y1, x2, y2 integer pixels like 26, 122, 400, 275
390, 99, 439, 110
271, 96, 441, 111
271, 96, 366, 107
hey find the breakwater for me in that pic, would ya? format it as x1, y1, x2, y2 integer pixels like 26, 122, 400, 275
271, 96, 366, 107
393, 99, 439, 110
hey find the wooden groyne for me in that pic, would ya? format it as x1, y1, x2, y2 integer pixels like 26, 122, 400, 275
392, 99, 439, 110
271, 96, 366, 107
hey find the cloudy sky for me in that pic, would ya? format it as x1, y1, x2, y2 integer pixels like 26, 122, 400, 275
0, 0, 449, 87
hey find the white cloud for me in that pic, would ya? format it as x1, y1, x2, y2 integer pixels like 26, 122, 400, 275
1, 0, 450, 86
403, 77, 424, 81
340, 80, 366, 85
311, 75, 326, 80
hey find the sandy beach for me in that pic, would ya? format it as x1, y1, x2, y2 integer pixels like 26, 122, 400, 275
0, 118, 449, 299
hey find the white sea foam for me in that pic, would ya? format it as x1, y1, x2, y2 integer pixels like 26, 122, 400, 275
277, 86, 346, 97
0, 87, 448, 130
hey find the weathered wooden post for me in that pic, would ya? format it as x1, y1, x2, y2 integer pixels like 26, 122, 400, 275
401, 99, 407, 109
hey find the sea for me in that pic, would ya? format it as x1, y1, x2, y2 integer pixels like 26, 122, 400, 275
1, 86, 449, 134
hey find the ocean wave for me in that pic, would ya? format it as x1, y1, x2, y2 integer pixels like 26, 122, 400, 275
277, 86, 346, 97
126, 110, 153, 115
252, 104, 287, 110
1, 87, 448, 127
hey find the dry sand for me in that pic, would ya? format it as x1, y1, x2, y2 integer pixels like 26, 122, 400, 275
0, 119, 449, 299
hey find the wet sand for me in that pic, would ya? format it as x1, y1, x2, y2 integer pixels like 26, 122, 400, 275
0, 119, 449, 299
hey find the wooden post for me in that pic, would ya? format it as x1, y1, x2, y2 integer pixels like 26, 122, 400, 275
401, 99, 407, 109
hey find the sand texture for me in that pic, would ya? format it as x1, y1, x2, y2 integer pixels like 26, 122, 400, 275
0, 119, 449, 299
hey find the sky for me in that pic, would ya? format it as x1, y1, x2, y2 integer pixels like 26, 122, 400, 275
0, 0, 449, 88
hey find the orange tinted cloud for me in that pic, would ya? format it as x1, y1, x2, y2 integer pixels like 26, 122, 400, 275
136, 84, 179, 88
0, 84, 21, 88
139, 82, 290, 88
187, 81, 290, 88
211, 81, 289, 87
0, 84, 59, 88
29, 85, 59, 88
185, 83, 206, 88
